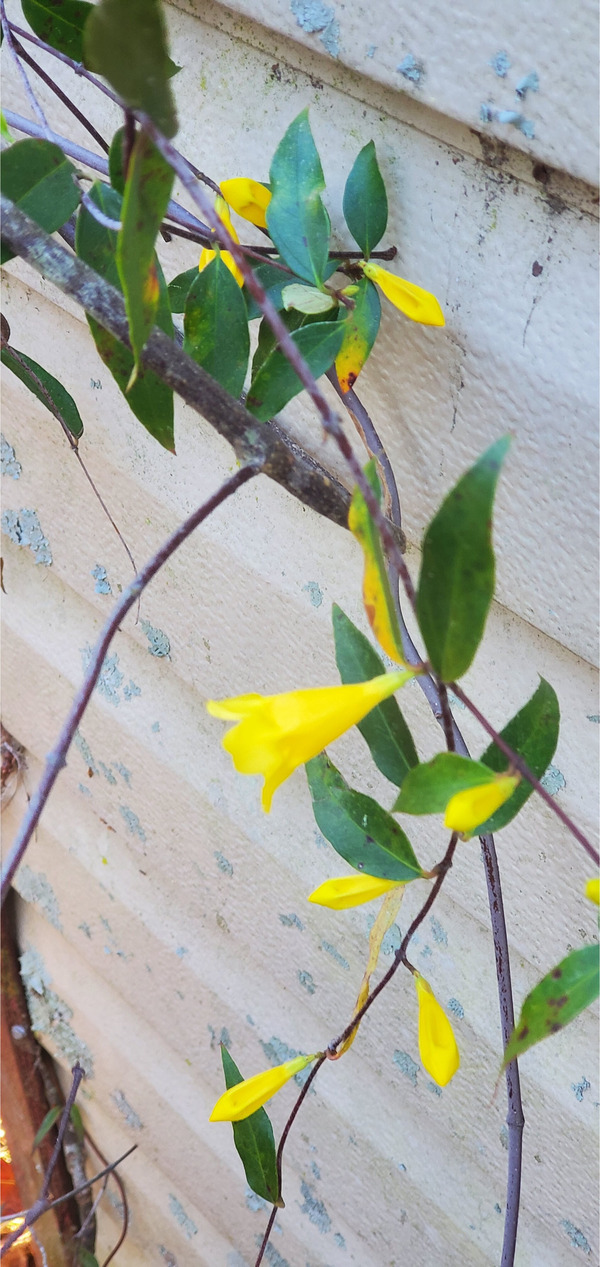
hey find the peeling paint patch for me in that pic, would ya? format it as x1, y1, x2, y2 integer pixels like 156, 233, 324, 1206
393, 1050, 418, 1086
81, 646, 123, 706
299, 1180, 331, 1233
290, 0, 339, 57
314, 830, 328, 851
298, 969, 316, 995
19, 946, 94, 1075
73, 730, 98, 774
1, 436, 22, 479
311, 1161, 321, 1179
571, 1076, 591, 1102
99, 761, 117, 785
366, 44, 376, 58
320, 941, 349, 971
333, 1231, 346, 1248
113, 762, 131, 785
541, 764, 566, 796
279, 912, 305, 930
112, 1089, 143, 1129
91, 564, 112, 595
208, 1025, 230, 1050
140, 618, 171, 658
78, 783, 91, 797
427, 1080, 443, 1096
448, 997, 464, 1018
228, 1253, 251, 1267
159, 1248, 178, 1266
2, 509, 52, 565
119, 805, 146, 841
78, 922, 92, 939
168, 1195, 197, 1240
246, 1189, 268, 1212
499, 1124, 509, 1150
447, 689, 466, 710
560, 1220, 591, 1255
489, 50, 511, 77
365, 912, 401, 954
123, 679, 141, 700
396, 54, 423, 83
480, 104, 535, 138
515, 71, 539, 99
302, 580, 323, 607
175, 946, 188, 958
13, 866, 62, 929
151, 720, 161, 732
253, 1240, 289, 1267
586, 715, 600, 723
214, 850, 233, 876
430, 916, 448, 945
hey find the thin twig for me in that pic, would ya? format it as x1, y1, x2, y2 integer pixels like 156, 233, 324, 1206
0, 5, 49, 133
41, 1063, 84, 1200
84, 1129, 130, 1267
0, 1147, 137, 1228
10, 37, 109, 153
7, 20, 121, 105
1, 464, 260, 903
437, 681, 456, 752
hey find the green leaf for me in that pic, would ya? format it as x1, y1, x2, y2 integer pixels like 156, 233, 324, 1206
266, 109, 330, 286
1, 113, 14, 144
250, 308, 305, 380
75, 181, 175, 451
75, 1250, 99, 1267
342, 141, 388, 257
0, 139, 79, 264
184, 258, 249, 398
69, 1103, 84, 1143
108, 125, 127, 195
477, 678, 560, 832
349, 460, 405, 663
335, 276, 380, 392
84, 0, 178, 137
246, 318, 345, 421
243, 261, 291, 321
332, 605, 418, 787
31, 1105, 61, 1151
503, 944, 599, 1066
2, 344, 84, 440
306, 753, 423, 882
21, 0, 93, 62
168, 266, 200, 313
393, 752, 494, 815
416, 436, 511, 681
220, 1046, 281, 1207
117, 130, 174, 373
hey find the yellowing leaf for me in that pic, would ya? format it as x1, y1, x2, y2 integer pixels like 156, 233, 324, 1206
308, 874, 401, 910
361, 261, 445, 326
349, 462, 406, 663
335, 886, 405, 1057
335, 276, 380, 393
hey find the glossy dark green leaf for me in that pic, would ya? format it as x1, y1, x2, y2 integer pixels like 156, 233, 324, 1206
250, 308, 305, 380
31, 1105, 61, 1151
84, 0, 178, 137
342, 141, 388, 257
416, 436, 510, 681
393, 752, 494, 815
1, 139, 79, 264
266, 109, 330, 286
2, 344, 84, 439
335, 277, 380, 392
117, 130, 174, 370
108, 124, 127, 194
503, 944, 599, 1066
184, 257, 249, 398
168, 266, 199, 313
243, 261, 291, 320
477, 678, 560, 832
306, 753, 423, 881
332, 605, 418, 787
75, 182, 174, 451
21, 0, 93, 62
220, 1046, 281, 1207
246, 318, 345, 421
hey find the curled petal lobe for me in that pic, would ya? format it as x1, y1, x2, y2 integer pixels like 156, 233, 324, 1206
360, 261, 445, 326
585, 878, 599, 906
308, 875, 402, 910
444, 774, 519, 837
210, 1054, 317, 1122
199, 196, 244, 286
415, 974, 460, 1087
207, 671, 413, 811
220, 178, 272, 228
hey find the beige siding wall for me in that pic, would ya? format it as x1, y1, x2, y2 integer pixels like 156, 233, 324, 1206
2, 1, 598, 1264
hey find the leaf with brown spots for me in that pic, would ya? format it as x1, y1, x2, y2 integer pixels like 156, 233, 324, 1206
503, 943, 599, 1067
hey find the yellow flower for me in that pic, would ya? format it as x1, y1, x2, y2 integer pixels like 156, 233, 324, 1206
585, 878, 600, 906
415, 973, 460, 1087
220, 178, 271, 229
199, 196, 244, 286
360, 260, 444, 326
308, 875, 403, 910
443, 774, 519, 837
207, 670, 413, 812
210, 1053, 317, 1122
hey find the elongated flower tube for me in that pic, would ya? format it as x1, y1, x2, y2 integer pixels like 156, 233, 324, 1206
360, 260, 444, 326
220, 178, 271, 229
444, 774, 519, 837
210, 1053, 318, 1122
308, 875, 403, 910
199, 196, 244, 286
207, 670, 413, 811
415, 973, 460, 1087
585, 878, 599, 906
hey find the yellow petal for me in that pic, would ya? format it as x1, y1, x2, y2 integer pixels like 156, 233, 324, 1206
220, 178, 271, 229
585, 878, 600, 906
415, 974, 460, 1087
198, 196, 244, 286
207, 671, 414, 812
308, 875, 402, 910
444, 775, 519, 837
361, 261, 445, 326
210, 1053, 316, 1122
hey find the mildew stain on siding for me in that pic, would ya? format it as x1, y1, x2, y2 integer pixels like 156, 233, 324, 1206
19, 946, 94, 1075
1, 436, 22, 479
13, 866, 62, 930
2, 509, 52, 564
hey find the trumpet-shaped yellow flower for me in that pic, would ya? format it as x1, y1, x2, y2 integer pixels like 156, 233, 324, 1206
415, 973, 460, 1087
585, 878, 600, 906
207, 670, 413, 812
444, 774, 519, 837
220, 178, 271, 229
308, 875, 402, 910
199, 196, 244, 286
210, 1053, 317, 1121
360, 260, 444, 326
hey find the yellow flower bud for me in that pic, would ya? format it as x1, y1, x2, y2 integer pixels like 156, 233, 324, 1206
220, 177, 271, 229
585, 878, 599, 906
443, 774, 519, 837
360, 260, 444, 326
308, 875, 402, 910
210, 1053, 317, 1122
199, 195, 244, 286
415, 973, 460, 1088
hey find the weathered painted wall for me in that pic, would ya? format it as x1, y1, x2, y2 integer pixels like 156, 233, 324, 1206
2, 1, 598, 1264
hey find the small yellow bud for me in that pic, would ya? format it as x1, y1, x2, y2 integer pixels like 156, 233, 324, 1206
444, 774, 519, 837
585, 878, 599, 906
415, 973, 460, 1088
360, 261, 445, 326
308, 875, 402, 910
199, 196, 244, 286
220, 177, 271, 228
209, 1053, 317, 1122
